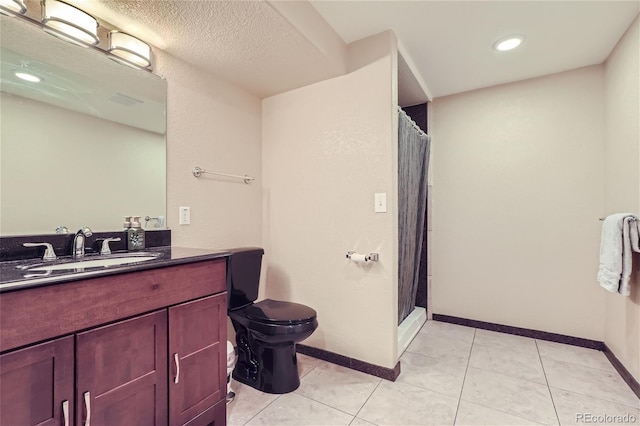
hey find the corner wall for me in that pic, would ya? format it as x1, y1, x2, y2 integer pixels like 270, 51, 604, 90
154, 50, 263, 249
431, 65, 606, 341
262, 31, 399, 368
603, 15, 640, 382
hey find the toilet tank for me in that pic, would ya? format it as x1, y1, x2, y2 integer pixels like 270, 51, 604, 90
226, 247, 264, 310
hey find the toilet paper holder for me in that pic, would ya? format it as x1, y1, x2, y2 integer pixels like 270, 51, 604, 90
346, 251, 379, 262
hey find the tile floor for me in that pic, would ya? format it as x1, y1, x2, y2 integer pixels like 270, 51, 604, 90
227, 320, 640, 425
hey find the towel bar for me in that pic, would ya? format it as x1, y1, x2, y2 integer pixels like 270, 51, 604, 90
192, 166, 255, 184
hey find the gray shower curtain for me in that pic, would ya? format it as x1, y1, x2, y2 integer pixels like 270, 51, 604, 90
398, 108, 431, 325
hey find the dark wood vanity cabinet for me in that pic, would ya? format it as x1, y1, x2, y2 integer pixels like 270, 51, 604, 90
76, 310, 169, 426
0, 336, 74, 426
169, 294, 227, 426
0, 258, 227, 426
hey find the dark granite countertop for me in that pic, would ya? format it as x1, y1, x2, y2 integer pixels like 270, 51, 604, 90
0, 246, 229, 293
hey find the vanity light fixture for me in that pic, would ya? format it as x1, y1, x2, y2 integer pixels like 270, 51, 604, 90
493, 35, 524, 52
14, 71, 41, 83
42, 0, 99, 47
0, 0, 26, 16
6, 0, 154, 72
108, 31, 152, 69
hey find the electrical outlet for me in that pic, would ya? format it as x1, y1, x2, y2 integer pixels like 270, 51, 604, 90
179, 206, 191, 225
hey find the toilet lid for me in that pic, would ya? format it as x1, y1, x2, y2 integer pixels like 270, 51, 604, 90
244, 299, 317, 325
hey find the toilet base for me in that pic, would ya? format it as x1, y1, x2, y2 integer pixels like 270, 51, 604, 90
232, 327, 300, 394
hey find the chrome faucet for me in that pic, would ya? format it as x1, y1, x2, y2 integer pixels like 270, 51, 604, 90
72, 227, 93, 259
23, 242, 57, 260
99, 237, 121, 255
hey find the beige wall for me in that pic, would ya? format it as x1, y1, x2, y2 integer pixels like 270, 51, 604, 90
432, 66, 606, 340
154, 50, 263, 249
603, 15, 640, 381
262, 32, 399, 368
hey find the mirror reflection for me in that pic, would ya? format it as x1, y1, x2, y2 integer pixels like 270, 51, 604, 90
0, 15, 167, 236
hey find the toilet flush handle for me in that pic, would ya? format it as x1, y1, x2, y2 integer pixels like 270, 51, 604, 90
174, 353, 180, 384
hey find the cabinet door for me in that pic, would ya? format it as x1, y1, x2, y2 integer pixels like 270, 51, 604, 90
183, 400, 226, 426
76, 310, 168, 426
169, 293, 227, 426
0, 336, 74, 426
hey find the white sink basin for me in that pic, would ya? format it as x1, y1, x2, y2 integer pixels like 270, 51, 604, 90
26, 256, 158, 272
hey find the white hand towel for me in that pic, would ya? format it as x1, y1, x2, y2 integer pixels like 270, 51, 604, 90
597, 213, 640, 296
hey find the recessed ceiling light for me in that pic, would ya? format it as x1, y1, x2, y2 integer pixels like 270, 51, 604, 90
493, 35, 524, 52
14, 71, 41, 83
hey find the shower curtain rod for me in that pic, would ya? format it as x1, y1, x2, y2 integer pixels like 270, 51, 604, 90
398, 106, 429, 138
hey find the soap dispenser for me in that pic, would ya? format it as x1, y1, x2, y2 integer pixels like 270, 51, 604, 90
127, 215, 145, 250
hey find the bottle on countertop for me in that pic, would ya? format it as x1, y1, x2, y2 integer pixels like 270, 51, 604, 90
127, 215, 145, 250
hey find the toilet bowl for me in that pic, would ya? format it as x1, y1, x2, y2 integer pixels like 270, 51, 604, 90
227, 248, 318, 394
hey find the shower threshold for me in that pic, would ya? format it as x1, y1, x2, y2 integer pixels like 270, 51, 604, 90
398, 307, 427, 356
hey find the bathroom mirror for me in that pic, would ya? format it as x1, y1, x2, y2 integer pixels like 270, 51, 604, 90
0, 15, 167, 236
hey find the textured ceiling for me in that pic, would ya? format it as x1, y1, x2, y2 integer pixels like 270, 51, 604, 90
67, 0, 346, 98
62, 0, 639, 99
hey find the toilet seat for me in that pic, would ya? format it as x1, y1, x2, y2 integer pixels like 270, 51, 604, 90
241, 299, 316, 325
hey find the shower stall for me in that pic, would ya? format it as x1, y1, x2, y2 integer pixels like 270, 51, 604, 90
397, 105, 431, 353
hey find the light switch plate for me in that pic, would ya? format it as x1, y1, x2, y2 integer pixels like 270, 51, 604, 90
179, 206, 191, 225
374, 193, 387, 213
